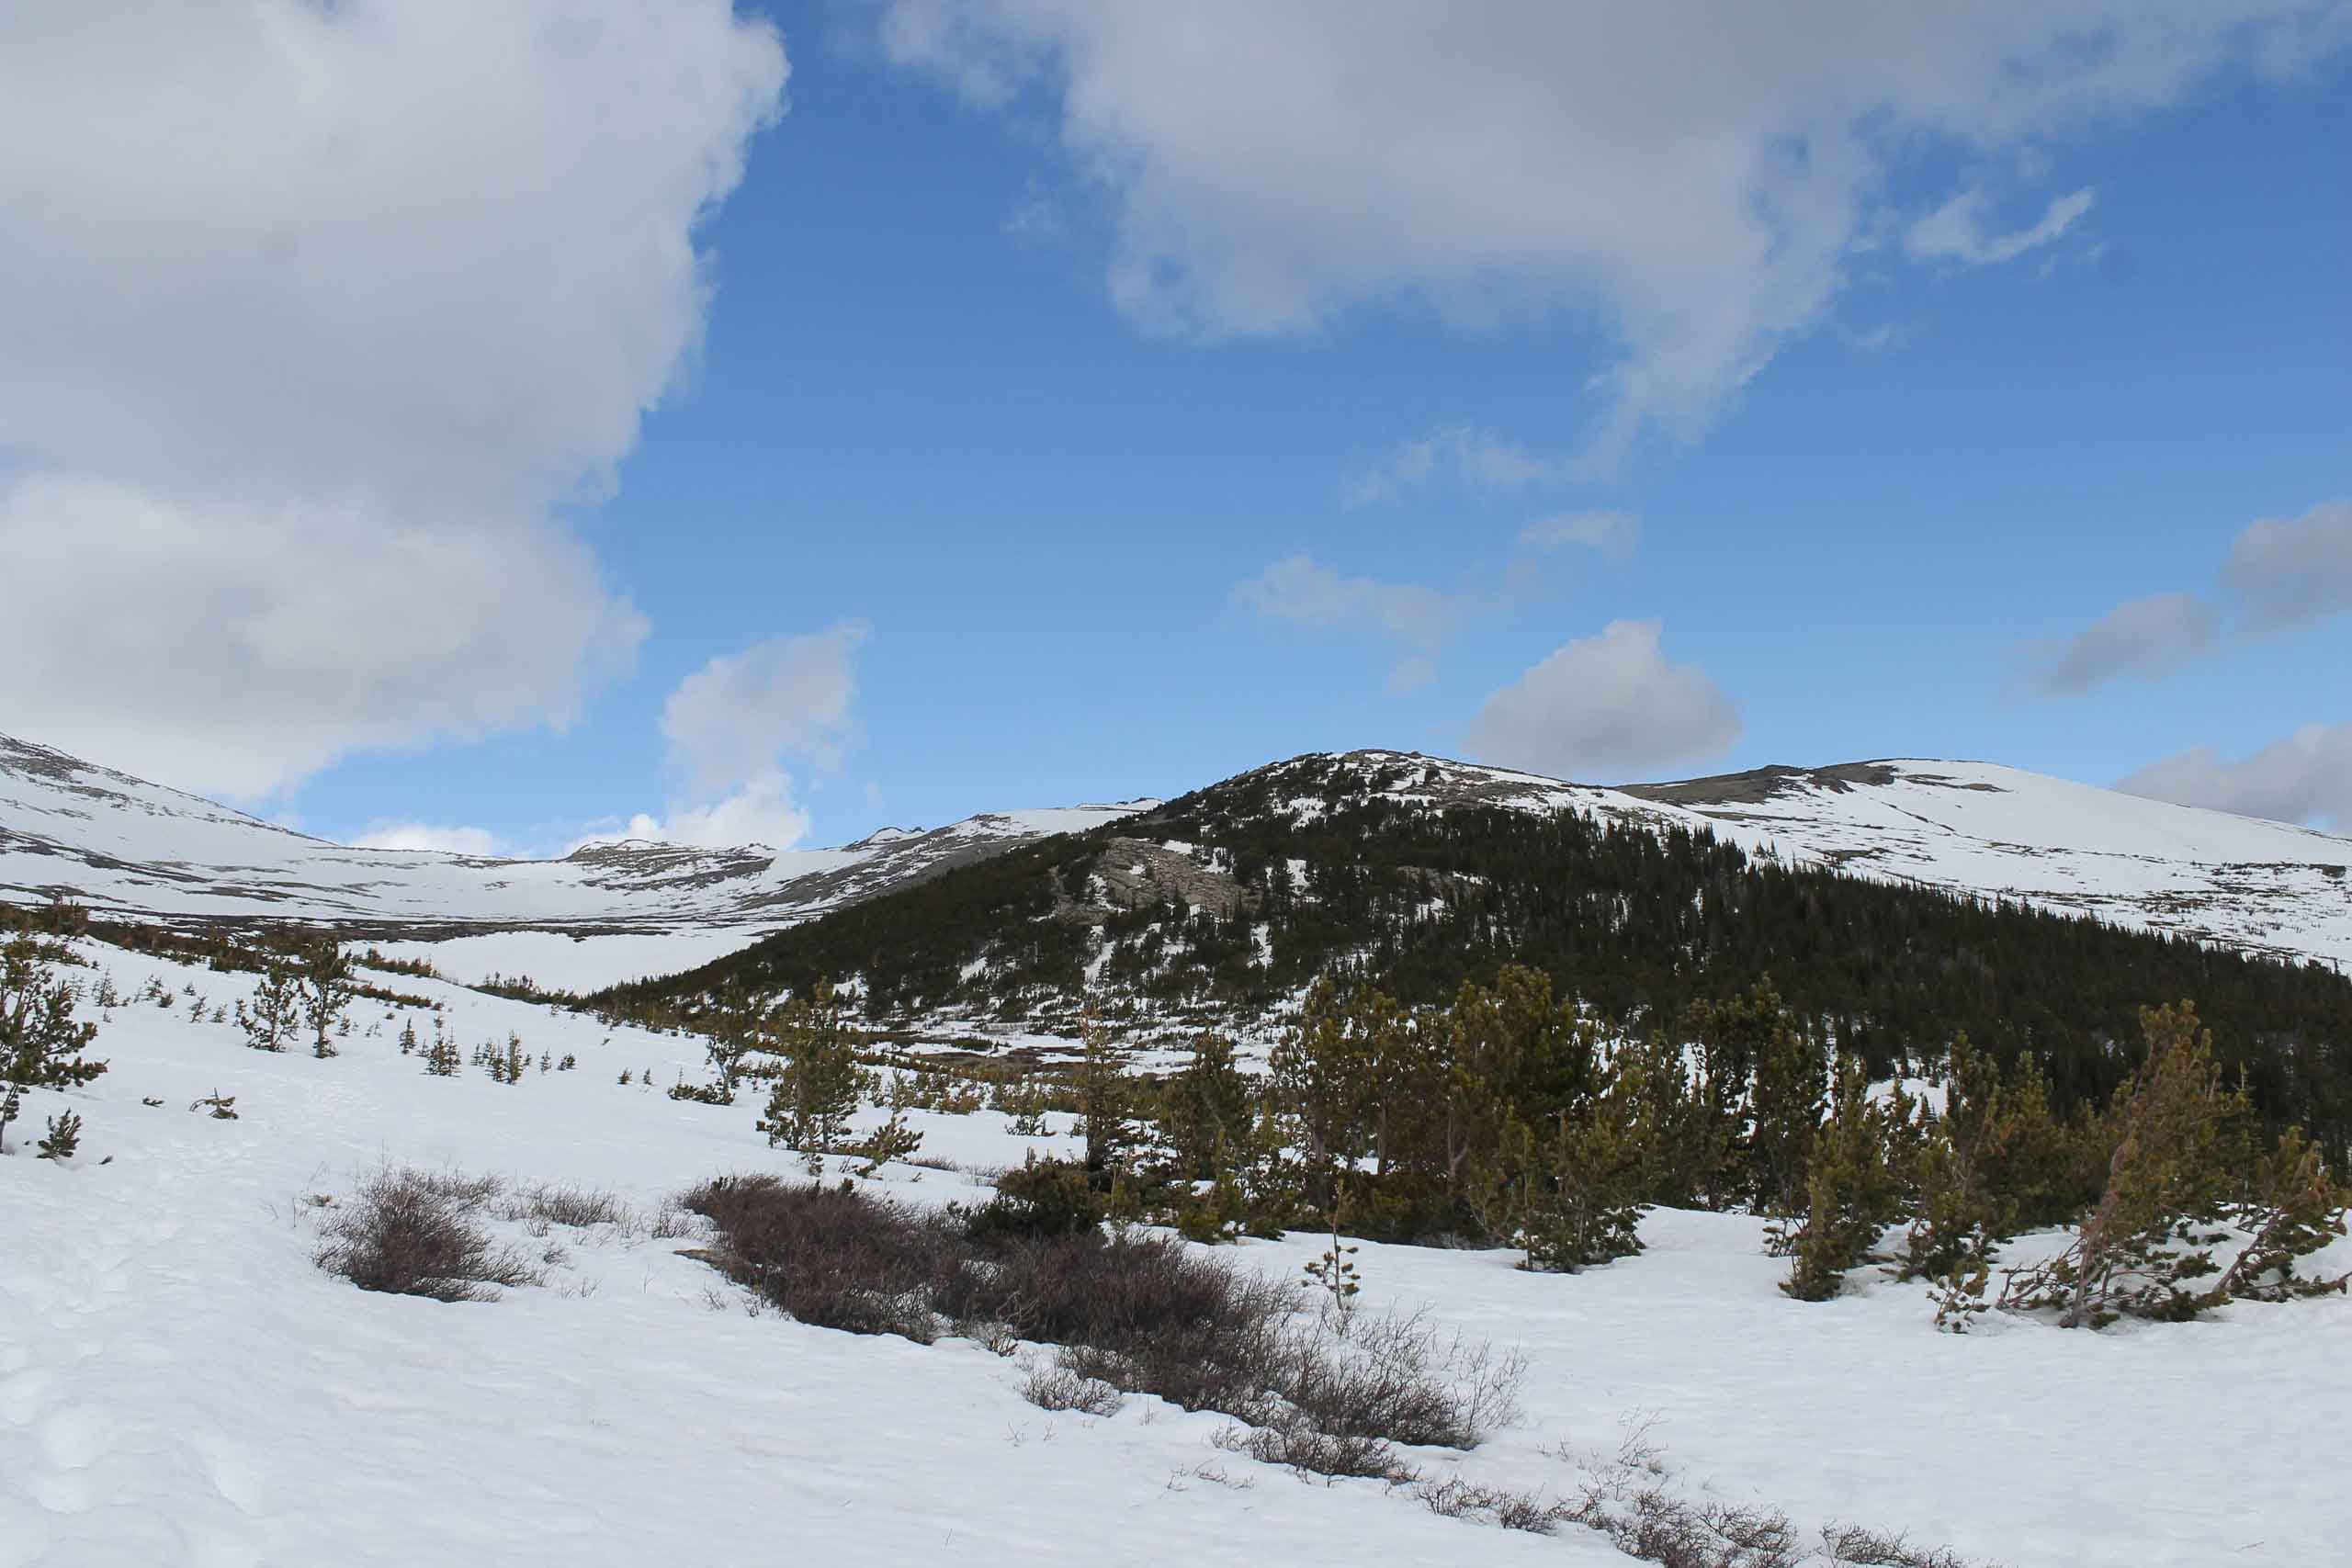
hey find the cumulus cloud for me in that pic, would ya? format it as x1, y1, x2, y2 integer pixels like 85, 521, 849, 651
591, 622, 870, 852
2018, 592, 2219, 697
2222, 500, 2352, 635
1519, 511, 1642, 562
878, 2, 2343, 464
1905, 186, 2097, 266
1465, 620, 1742, 782
605, 772, 818, 852
1343, 427, 1573, 508
0, 1, 787, 797
2020, 499, 2352, 698
352, 822, 505, 858
1234, 555, 1476, 694
661, 623, 870, 795
2120, 723, 2352, 828
1235, 556, 1452, 649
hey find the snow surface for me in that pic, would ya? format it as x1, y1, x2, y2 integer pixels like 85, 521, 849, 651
0, 734, 1147, 989
5, 941, 2346, 1566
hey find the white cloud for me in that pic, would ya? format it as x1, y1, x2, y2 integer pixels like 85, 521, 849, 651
0, 2, 787, 798
1465, 620, 1742, 781
606, 772, 817, 852
2018, 592, 2219, 697
2222, 500, 2352, 635
661, 623, 871, 795
2120, 723, 2352, 828
1519, 510, 1641, 562
1905, 186, 2097, 266
879, 2, 2342, 465
592, 622, 870, 852
1235, 556, 1452, 649
2018, 498, 2351, 700
352, 821, 505, 858
1344, 426, 1572, 508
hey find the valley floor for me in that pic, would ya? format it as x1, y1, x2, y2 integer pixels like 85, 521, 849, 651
3, 944, 2344, 1566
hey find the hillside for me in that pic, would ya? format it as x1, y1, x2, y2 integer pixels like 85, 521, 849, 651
0, 733, 1148, 989
5, 925, 2346, 1567
606, 750, 2352, 1148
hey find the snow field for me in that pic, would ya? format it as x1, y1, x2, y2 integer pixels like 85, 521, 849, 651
5, 942, 2347, 1566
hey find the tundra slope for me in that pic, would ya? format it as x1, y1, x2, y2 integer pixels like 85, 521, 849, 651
0, 733, 1148, 989
6, 733, 2350, 990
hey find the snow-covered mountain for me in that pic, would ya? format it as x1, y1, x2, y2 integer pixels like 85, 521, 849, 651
9, 733, 2352, 994
1177, 748, 2352, 971
1617, 758, 2352, 970
0, 733, 1150, 989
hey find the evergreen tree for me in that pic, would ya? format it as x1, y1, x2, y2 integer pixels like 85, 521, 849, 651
2003, 1002, 2264, 1326
1268, 978, 1385, 1209
1784, 1054, 1915, 1301
1, 933, 107, 1156
294, 938, 355, 1057
238, 960, 300, 1053
755, 984, 863, 1169
1166, 1031, 1252, 1180
1072, 1009, 1137, 1175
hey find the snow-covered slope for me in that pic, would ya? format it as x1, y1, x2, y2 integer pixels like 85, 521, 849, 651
6, 938, 2346, 1566
12, 732, 2352, 993
1618, 759, 2352, 970
0, 734, 1149, 988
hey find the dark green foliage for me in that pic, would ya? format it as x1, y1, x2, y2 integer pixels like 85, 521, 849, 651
1, 931, 107, 1156
754, 986, 863, 1166
1996, 1002, 2350, 1326
1899, 1035, 2102, 1284
294, 938, 355, 1057
237, 960, 300, 1052
1164, 1031, 1252, 1180
1782, 1056, 1917, 1301
36, 1109, 82, 1160
964, 1154, 1108, 1244
601, 753, 2352, 1156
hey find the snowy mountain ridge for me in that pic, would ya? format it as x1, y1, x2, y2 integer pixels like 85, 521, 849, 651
7, 732, 2352, 993
1271, 749, 2352, 970
0, 732, 1152, 988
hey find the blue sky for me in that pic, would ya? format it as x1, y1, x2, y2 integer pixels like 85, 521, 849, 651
3, 3, 2347, 852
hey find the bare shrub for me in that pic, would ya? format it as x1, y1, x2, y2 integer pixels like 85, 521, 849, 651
1546, 1421, 1999, 1568
1818, 1526, 1979, 1568
314, 1168, 543, 1303
678, 1174, 1522, 1480
1413, 1476, 1573, 1534
500, 1182, 629, 1230
1279, 1308, 1525, 1451
680, 1174, 956, 1341
1216, 1416, 1417, 1483
1021, 1359, 1125, 1416
407, 1168, 505, 1207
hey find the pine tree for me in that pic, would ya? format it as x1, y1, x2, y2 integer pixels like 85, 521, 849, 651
1, 933, 108, 1156
1783, 1055, 1915, 1301
1166, 1030, 1251, 1180
756, 984, 862, 1168
239, 960, 300, 1053
295, 938, 355, 1057
1727, 981, 1826, 1214
2001, 1002, 2264, 1327
1073, 1008, 1135, 1176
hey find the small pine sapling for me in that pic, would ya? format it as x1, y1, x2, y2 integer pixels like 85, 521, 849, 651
239, 961, 300, 1053
1302, 1179, 1363, 1331
37, 1110, 82, 1160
